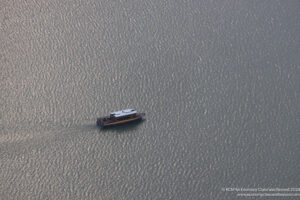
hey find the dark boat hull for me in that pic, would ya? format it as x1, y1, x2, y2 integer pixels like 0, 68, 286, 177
97, 117, 143, 128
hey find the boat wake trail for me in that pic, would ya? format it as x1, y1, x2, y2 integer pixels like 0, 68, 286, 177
0, 119, 98, 144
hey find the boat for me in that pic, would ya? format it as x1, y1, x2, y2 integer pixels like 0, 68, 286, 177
97, 109, 145, 127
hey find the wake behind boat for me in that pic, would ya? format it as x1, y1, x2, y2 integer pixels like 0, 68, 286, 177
97, 109, 145, 127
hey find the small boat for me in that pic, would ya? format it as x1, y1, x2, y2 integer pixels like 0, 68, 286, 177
97, 109, 145, 127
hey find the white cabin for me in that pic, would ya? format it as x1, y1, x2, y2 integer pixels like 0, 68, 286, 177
110, 109, 137, 118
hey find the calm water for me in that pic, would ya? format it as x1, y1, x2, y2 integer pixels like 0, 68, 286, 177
1, 0, 299, 199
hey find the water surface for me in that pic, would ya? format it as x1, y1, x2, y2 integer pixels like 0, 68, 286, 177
1, 0, 299, 199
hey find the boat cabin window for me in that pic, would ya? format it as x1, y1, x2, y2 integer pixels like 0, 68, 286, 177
117, 115, 132, 120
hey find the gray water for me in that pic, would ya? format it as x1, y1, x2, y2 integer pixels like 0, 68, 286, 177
1, 0, 299, 199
